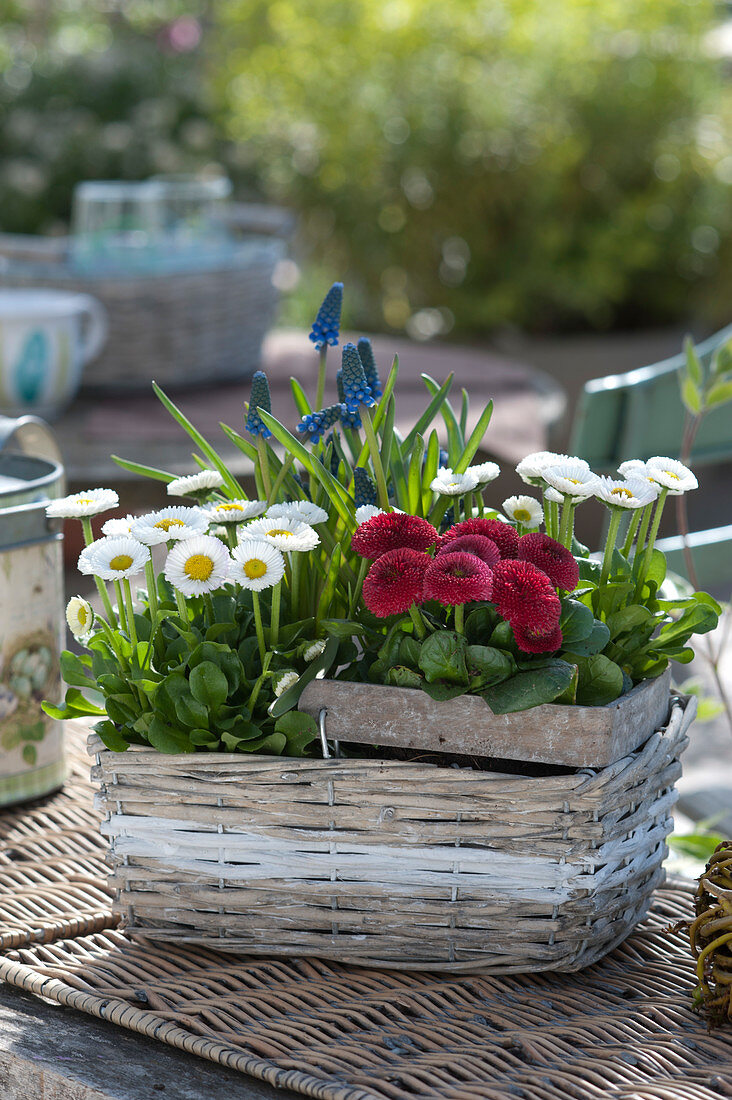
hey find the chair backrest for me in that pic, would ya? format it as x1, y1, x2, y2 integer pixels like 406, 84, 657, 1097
570, 324, 732, 470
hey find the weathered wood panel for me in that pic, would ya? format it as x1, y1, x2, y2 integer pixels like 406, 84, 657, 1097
298, 669, 672, 767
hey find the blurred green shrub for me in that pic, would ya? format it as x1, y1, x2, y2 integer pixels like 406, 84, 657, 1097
215, 0, 732, 336
0, 1, 250, 236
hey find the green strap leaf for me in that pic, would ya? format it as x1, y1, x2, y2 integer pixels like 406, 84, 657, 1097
152, 382, 244, 497
258, 409, 355, 527
454, 399, 494, 474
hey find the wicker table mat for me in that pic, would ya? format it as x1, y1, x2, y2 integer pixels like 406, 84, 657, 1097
2, 722, 732, 1100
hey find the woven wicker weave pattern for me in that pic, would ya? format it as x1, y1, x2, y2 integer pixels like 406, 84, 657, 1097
3, 720, 732, 1100
0, 208, 287, 391
89, 696, 694, 973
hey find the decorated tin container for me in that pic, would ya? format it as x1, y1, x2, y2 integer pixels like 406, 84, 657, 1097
0, 421, 66, 805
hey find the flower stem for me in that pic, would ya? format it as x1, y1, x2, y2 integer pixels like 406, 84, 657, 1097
122, 579, 138, 650
174, 588, 189, 626
251, 591, 267, 664
204, 592, 216, 627
408, 603, 428, 640
360, 406, 390, 511
290, 552, 302, 618
144, 556, 158, 620
600, 507, 623, 587
113, 580, 128, 636
270, 581, 281, 648
315, 345, 328, 409
633, 487, 668, 600
549, 499, 559, 540
256, 434, 272, 500
558, 495, 574, 548
81, 516, 117, 625
621, 509, 642, 559
454, 603, 465, 635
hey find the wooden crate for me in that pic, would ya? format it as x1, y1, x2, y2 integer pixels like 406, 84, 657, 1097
298, 669, 672, 768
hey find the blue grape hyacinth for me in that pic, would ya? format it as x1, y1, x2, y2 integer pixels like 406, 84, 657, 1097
309, 282, 343, 349
296, 403, 347, 446
353, 466, 377, 508
340, 343, 375, 412
357, 337, 383, 401
245, 370, 272, 438
337, 370, 362, 429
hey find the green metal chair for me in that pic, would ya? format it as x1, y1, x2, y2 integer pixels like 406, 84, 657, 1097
569, 325, 732, 592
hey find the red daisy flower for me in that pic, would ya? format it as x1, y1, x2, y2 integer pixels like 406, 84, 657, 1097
423, 552, 493, 606
441, 518, 519, 559
513, 622, 563, 654
362, 547, 430, 617
491, 559, 561, 632
351, 511, 439, 560
517, 533, 579, 591
437, 534, 501, 568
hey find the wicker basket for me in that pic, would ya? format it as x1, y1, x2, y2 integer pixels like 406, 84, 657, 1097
88, 693, 694, 974
0, 204, 291, 392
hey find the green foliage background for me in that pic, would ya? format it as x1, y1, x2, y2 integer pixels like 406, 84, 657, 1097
214, 0, 732, 334
3, 0, 732, 335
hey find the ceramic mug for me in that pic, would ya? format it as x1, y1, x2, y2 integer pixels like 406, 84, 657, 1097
0, 289, 107, 420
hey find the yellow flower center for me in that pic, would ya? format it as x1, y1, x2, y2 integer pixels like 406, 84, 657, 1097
155, 518, 186, 531
663, 470, 680, 480
567, 478, 581, 485
77, 606, 88, 625
184, 554, 214, 581
76, 497, 93, 505
109, 554, 133, 571
267, 528, 292, 537
244, 558, 267, 579
611, 487, 633, 498
514, 508, 531, 522
217, 504, 242, 513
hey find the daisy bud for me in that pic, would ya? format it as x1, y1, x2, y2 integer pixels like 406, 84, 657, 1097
66, 596, 94, 638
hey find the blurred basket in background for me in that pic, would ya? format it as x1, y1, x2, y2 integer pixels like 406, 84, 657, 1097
0, 203, 293, 393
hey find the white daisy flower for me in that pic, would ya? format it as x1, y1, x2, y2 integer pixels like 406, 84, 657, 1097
430, 468, 480, 496
240, 517, 320, 552
85, 536, 149, 581
502, 495, 544, 527
131, 506, 209, 546
273, 669, 299, 697
595, 476, 658, 509
66, 596, 94, 638
303, 639, 327, 662
204, 499, 268, 524
516, 452, 589, 486
46, 488, 119, 519
164, 535, 230, 597
355, 505, 384, 524
230, 539, 285, 591
617, 459, 647, 478
267, 501, 329, 525
77, 544, 97, 575
167, 469, 224, 496
467, 461, 500, 486
102, 513, 137, 537
646, 456, 698, 493
542, 462, 600, 499
543, 487, 564, 504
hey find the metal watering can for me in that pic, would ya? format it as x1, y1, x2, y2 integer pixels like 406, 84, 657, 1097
0, 414, 66, 806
